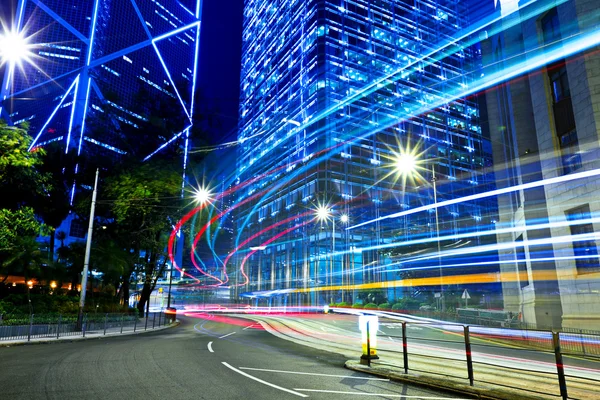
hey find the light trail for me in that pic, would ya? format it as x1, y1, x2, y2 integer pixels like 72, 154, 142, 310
348, 166, 600, 231
235, 24, 600, 250
236, 221, 312, 287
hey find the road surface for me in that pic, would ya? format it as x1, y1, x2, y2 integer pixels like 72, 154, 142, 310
0, 314, 461, 400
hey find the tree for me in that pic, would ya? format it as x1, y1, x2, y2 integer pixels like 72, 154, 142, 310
101, 160, 183, 314
32, 143, 76, 262
0, 121, 41, 178
0, 207, 43, 253
1, 237, 46, 310
0, 122, 46, 210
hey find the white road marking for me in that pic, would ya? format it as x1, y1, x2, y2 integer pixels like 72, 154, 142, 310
294, 389, 466, 399
243, 324, 256, 330
219, 332, 236, 339
207, 341, 214, 353
222, 362, 308, 397
408, 326, 423, 330
388, 336, 394, 342
239, 367, 389, 381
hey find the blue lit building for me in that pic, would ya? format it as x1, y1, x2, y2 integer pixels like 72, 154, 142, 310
0, 0, 202, 168
234, 0, 497, 306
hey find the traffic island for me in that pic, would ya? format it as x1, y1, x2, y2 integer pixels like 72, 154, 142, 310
345, 360, 551, 400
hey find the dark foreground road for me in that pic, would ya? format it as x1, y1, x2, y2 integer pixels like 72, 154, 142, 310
0, 314, 462, 400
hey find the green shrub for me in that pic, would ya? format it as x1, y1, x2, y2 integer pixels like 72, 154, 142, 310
364, 303, 378, 309
378, 303, 391, 310
352, 303, 363, 308
336, 301, 349, 307
392, 303, 404, 311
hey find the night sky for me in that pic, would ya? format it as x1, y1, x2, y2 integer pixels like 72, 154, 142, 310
0, 0, 244, 146
197, 0, 244, 144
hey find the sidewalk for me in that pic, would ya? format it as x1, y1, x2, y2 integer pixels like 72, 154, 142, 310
240, 314, 598, 400
0, 319, 179, 347
344, 360, 549, 400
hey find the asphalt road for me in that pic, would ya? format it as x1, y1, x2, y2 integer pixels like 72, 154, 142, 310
0, 315, 462, 400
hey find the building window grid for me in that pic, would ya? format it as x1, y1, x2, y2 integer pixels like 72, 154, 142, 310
565, 205, 600, 274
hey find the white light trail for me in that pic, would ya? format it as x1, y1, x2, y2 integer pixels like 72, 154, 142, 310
348, 167, 600, 231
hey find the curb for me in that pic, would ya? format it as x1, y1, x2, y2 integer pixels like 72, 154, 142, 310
345, 361, 550, 400
0, 320, 180, 348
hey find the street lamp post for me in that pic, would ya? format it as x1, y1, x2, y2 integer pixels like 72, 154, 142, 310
315, 206, 349, 305
431, 164, 445, 312
78, 168, 99, 325
394, 154, 445, 312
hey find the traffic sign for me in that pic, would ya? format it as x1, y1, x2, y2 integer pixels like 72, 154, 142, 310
461, 289, 471, 299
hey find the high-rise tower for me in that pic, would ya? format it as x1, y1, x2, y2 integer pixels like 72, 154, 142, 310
234, 0, 496, 306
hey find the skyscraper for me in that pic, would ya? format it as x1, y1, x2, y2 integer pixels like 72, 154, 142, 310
0, 0, 202, 168
233, 0, 496, 307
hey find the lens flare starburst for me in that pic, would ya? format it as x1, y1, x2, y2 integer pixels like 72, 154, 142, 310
0, 29, 34, 67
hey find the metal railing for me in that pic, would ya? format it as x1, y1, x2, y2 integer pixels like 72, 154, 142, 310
363, 320, 600, 400
0, 312, 174, 342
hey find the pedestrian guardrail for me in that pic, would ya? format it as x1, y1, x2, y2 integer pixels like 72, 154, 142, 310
361, 319, 600, 400
0, 312, 173, 342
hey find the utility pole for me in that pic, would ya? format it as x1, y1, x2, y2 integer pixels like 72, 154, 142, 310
78, 168, 99, 325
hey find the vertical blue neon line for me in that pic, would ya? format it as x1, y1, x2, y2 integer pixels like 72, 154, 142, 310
16, 0, 26, 30
78, 78, 92, 155
181, 127, 190, 197
190, 22, 201, 115
196, 0, 201, 18
76, 0, 100, 156
86, 0, 100, 65
70, 182, 76, 205
65, 75, 80, 153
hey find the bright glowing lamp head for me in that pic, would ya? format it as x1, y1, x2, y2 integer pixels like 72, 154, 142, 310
0, 30, 32, 66
340, 214, 349, 223
394, 153, 418, 175
194, 187, 211, 204
316, 206, 331, 221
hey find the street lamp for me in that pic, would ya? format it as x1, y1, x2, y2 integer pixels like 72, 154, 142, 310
194, 186, 212, 204
0, 29, 32, 66
392, 154, 445, 312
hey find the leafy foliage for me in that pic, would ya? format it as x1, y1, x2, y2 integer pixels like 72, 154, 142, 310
0, 208, 43, 251
0, 122, 41, 177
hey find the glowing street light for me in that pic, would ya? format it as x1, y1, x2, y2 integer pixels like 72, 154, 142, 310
389, 152, 446, 312
393, 153, 418, 176
194, 186, 212, 204
316, 205, 331, 221
0, 29, 32, 66
340, 214, 349, 224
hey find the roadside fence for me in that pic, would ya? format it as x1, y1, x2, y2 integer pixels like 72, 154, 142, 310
0, 312, 174, 342
364, 320, 600, 400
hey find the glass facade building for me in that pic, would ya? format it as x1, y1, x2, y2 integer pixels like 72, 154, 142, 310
0, 0, 202, 168
234, 0, 497, 306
